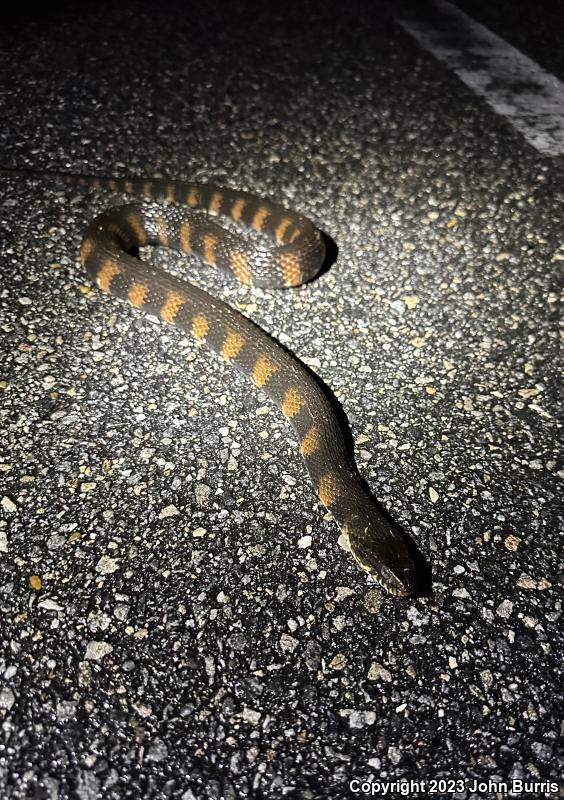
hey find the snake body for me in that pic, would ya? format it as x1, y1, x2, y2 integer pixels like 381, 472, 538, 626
5, 168, 417, 596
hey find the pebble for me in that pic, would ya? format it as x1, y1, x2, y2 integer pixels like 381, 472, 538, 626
84, 641, 113, 661
480, 670, 494, 690
0, 687, 16, 710
279, 633, 299, 654
96, 556, 119, 575
341, 709, 377, 729
38, 598, 64, 611
368, 662, 392, 682
146, 738, 168, 762
504, 534, 521, 551
496, 599, 514, 618
159, 504, 179, 519
195, 484, 211, 506
363, 589, 384, 614
334, 586, 355, 602
516, 574, 537, 589
329, 654, 347, 671
1, 496, 17, 513
239, 707, 261, 725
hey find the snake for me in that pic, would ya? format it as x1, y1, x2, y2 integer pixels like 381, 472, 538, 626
2, 167, 417, 597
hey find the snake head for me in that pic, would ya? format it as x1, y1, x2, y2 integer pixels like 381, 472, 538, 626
347, 517, 417, 597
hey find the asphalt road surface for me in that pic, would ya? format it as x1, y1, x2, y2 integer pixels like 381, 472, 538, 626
0, 1, 562, 798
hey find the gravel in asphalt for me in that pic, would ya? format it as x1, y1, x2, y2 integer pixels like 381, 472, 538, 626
0, 1, 562, 797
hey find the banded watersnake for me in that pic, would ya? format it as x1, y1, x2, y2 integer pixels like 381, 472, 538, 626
3, 168, 417, 597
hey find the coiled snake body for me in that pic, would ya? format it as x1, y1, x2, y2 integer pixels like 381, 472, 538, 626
5, 168, 416, 597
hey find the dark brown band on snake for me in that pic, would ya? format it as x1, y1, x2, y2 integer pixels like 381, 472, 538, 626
2, 168, 417, 596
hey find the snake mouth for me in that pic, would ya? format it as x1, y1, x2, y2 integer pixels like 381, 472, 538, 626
346, 516, 418, 597
350, 537, 417, 597
378, 564, 417, 597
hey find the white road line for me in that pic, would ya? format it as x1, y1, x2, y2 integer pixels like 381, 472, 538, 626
397, 0, 564, 157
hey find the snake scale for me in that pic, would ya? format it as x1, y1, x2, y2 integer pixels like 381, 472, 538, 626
4, 167, 417, 597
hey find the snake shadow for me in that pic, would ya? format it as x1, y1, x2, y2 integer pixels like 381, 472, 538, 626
299, 231, 432, 597
315, 231, 339, 281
